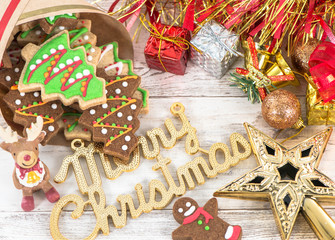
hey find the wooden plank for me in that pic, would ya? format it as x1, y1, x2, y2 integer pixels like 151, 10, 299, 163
0, 209, 330, 239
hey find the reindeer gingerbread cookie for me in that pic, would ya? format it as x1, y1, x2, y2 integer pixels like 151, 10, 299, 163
172, 198, 242, 240
0, 116, 60, 211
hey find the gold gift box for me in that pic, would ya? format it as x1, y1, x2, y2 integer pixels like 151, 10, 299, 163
242, 41, 300, 91
307, 83, 335, 125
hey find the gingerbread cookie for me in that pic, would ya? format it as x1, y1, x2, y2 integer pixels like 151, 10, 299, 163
133, 87, 149, 114
7, 41, 22, 66
17, 25, 48, 47
79, 74, 142, 161
97, 42, 134, 76
18, 31, 106, 110
1, 51, 12, 69
44, 18, 91, 39
0, 61, 25, 91
3, 90, 64, 145
39, 13, 79, 34
172, 198, 242, 240
58, 111, 91, 141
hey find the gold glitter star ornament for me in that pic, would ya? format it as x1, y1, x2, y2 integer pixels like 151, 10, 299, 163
214, 123, 335, 240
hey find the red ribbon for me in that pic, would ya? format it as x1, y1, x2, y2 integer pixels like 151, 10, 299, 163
0, 0, 21, 42
309, 41, 335, 102
15, 159, 43, 180
182, 207, 213, 225
183, 0, 195, 31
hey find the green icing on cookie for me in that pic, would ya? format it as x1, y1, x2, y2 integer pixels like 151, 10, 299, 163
45, 13, 77, 25
137, 87, 148, 107
22, 32, 104, 103
20, 25, 40, 39
69, 28, 89, 45
99, 42, 135, 76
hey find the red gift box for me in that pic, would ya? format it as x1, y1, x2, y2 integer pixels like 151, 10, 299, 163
144, 23, 191, 75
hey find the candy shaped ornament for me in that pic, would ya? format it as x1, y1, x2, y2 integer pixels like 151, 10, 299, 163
0, 116, 59, 211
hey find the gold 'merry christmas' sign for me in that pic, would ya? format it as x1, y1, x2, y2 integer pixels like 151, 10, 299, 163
50, 103, 252, 240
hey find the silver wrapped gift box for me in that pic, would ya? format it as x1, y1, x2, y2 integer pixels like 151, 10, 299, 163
191, 20, 241, 79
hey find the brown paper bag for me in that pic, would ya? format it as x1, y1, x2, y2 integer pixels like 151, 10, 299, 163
0, 0, 134, 145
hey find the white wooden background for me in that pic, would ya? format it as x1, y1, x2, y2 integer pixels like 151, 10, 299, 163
1, 1, 335, 240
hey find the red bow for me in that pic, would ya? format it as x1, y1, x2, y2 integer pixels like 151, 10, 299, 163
183, 207, 213, 225
15, 159, 43, 179
309, 41, 335, 102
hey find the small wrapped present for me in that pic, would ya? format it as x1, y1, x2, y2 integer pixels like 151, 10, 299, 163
190, 20, 240, 79
231, 37, 298, 103
306, 83, 335, 125
144, 22, 191, 75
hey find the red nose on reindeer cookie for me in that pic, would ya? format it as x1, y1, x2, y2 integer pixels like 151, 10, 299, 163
172, 197, 242, 240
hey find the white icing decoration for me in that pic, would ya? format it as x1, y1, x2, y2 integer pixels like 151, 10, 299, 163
51, 103, 57, 109
36, 59, 42, 64
5, 76, 11, 81
59, 26, 65, 30
48, 126, 55, 132
69, 78, 75, 84
43, 54, 48, 59
76, 73, 83, 79
59, 63, 65, 69
122, 145, 128, 151
74, 56, 80, 61
14, 68, 19, 73
58, 45, 64, 50
90, 109, 96, 115
115, 88, 121, 94
122, 82, 128, 87
90, 48, 96, 53
127, 116, 133, 121
48, 16, 55, 22
50, 49, 56, 54
53, 68, 59, 73
87, 56, 93, 61
178, 208, 183, 213
125, 135, 131, 142
131, 104, 137, 110
105, 62, 123, 75
20, 92, 25, 97
35, 30, 41, 35
84, 35, 89, 40
83, 69, 90, 76
33, 92, 40, 97
105, 89, 108, 94
186, 202, 191, 207
66, 59, 73, 65
98, 44, 113, 63
101, 128, 108, 135
102, 103, 108, 109
30, 65, 36, 70
15, 99, 21, 105
117, 112, 123, 118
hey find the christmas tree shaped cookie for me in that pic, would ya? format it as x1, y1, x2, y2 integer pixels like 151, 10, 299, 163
79, 73, 142, 161
39, 13, 79, 33
3, 89, 64, 145
18, 31, 106, 110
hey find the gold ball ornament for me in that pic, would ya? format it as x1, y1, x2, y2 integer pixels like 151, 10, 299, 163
262, 89, 301, 129
291, 38, 320, 74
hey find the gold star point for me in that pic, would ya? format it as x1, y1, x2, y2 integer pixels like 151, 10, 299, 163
214, 123, 335, 240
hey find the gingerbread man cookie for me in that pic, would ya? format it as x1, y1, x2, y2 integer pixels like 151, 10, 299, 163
172, 198, 242, 240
